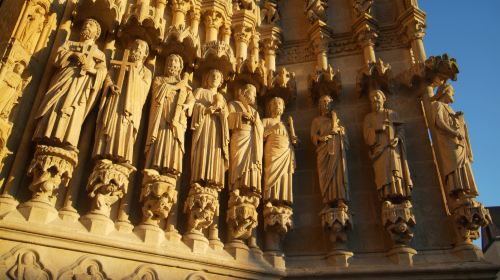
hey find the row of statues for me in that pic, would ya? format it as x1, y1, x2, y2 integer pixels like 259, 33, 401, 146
20, 17, 484, 259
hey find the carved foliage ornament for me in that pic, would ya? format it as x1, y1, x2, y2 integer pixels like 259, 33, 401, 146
184, 183, 219, 233
227, 190, 259, 240
263, 202, 293, 235
140, 170, 178, 225
381, 200, 416, 246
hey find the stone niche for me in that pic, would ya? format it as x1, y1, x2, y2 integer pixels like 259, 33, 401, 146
0, 0, 497, 279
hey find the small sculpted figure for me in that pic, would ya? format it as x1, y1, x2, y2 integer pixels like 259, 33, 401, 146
0, 62, 30, 119
310, 95, 349, 206
362, 90, 412, 201
430, 84, 478, 197
145, 54, 193, 176
190, 69, 230, 189
8, 251, 49, 280
228, 84, 264, 194
93, 39, 152, 164
33, 18, 107, 149
263, 97, 296, 206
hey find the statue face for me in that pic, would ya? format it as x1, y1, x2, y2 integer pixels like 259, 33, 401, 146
369, 90, 385, 112
319, 95, 331, 115
207, 70, 222, 88
80, 20, 99, 41
270, 98, 284, 117
22, 252, 35, 265
166, 55, 182, 77
130, 40, 148, 63
443, 88, 455, 104
14, 63, 25, 74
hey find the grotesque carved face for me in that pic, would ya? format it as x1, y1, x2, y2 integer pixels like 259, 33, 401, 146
130, 39, 149, 63
206, 69, 223, 89
369, 90, 385, 112
318, 95, 332, 116
270, 97, 284, 117
80, 19, 99, 41
166, 55, 182, 77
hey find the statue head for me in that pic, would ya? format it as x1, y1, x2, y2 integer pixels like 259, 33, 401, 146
268, 96, 284, 118
165, 54, 183, 78
13, 62, 26, 75
21, 251, 36, 265
318, 95, 332, 116
435, 83, 455, 104
239, 84, 257, 106
369, 89, 386, 112
130, 39, 149, 63
80, 18, 101, 42
203, 69, 223, 89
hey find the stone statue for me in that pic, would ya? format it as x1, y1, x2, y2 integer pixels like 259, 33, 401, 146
430, 84, 478, 198
73, 263, 105, 280
0, 62, 30, 120
7, 251, 49, 280
310, 95, 349, 206
32, 18, 107, 149
93, 38, 152, 164
305, 0, 327, 23
362, 89, 412, 200
263, 97, 296, 207
145, 54, 194, 177
261, 0, 280, 24
228, 84, 263, 194
189, 69, 229, 189
18, 4, 45, 52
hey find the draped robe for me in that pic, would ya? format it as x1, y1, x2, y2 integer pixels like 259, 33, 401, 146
33, 40, 107, 148
228, 101, 263, 194
93, 62, 152, 163
190, 89, 229, 188
363, 109, 413, 200
144, 76, 194, 175
431, 101, 478, 196
263, 118, 295, 205
310, 114, 349, 204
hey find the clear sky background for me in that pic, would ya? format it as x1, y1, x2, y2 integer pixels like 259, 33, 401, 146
419, 1, 500, 209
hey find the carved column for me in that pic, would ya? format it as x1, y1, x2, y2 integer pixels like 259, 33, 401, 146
171, 0, 191, 29
204, 11, 224, 42
351, 0, 377, 65
233, 25, 252, 62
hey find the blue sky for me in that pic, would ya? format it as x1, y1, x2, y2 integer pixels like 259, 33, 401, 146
419, 1, 500, 208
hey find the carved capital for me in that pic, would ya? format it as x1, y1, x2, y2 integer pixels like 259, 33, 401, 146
320, 205, 352, 245
233, 25, 253, 44
140, 170, 178, 226
172, 0, 191, 14
263, 202, 293, 235
184, 183, 219, 234
381, 200, 416, 246
355, 26, 378, 48
203, 11, 224, 29
356, 58, 391, 96
86, 159, 134, 217
227, 190, 260, 241
310, 65, 342, 103
260, 36, 281, 55
451, 196, 492, 244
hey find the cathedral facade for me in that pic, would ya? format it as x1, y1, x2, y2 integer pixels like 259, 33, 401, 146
0, 0, 497, 279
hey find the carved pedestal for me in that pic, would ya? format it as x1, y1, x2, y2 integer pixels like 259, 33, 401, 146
381, 200, 417, 265
135, 170, 179, 244
19, 145, 78, 223
263, 202, 293, 253
450, 196, 491, 261
320, 205, 353, 267
183, 183, 219, 252
80, 160, 134, 235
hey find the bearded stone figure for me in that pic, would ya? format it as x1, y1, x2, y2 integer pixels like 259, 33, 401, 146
33, 18, 107, 149
362, 90, 412, 201
263, 97, 296, 208
430, 84, 478, 198
93, 39, 152, 164
190, 69, 229, 189
228, 84, 263, 195
310, 95, 349, 206
145, 53, 194, 177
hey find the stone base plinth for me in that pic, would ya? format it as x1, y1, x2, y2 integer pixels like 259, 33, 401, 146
452, 242, 484, 261
134, 224, 165, 245
327, 250, 353, 267
209, 238, 224, 251
58, 206, 80, 223
115, 219, 134, 233
165, 229, 182, 243
264, 252, 286, 269
225, 240, 250, 260
183, 232, 209, 254
18, 200, 58, 224
80, 213, 114, 235
387, 246, 417, 266
0, 195, 18, 218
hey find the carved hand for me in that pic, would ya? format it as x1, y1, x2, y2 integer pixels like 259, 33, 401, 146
110, 84, 121, 95
390, 137, 399, 147
319, 135, 332, 142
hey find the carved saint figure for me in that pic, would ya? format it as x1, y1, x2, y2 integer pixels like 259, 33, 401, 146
93, 39, 152, 164
8, 251, 49, 280
32, 18, 107, 148
310, 95, 349, 205
145, 54, 193, 176
228, 84, 263, 194
363, 90, 412, 200
263, 97, 296, 205
0, 62, 30, 119
190, 69, 230, 189
19, 4, 45, 52
73, 263, 104, 280
431, 84, 478, 197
